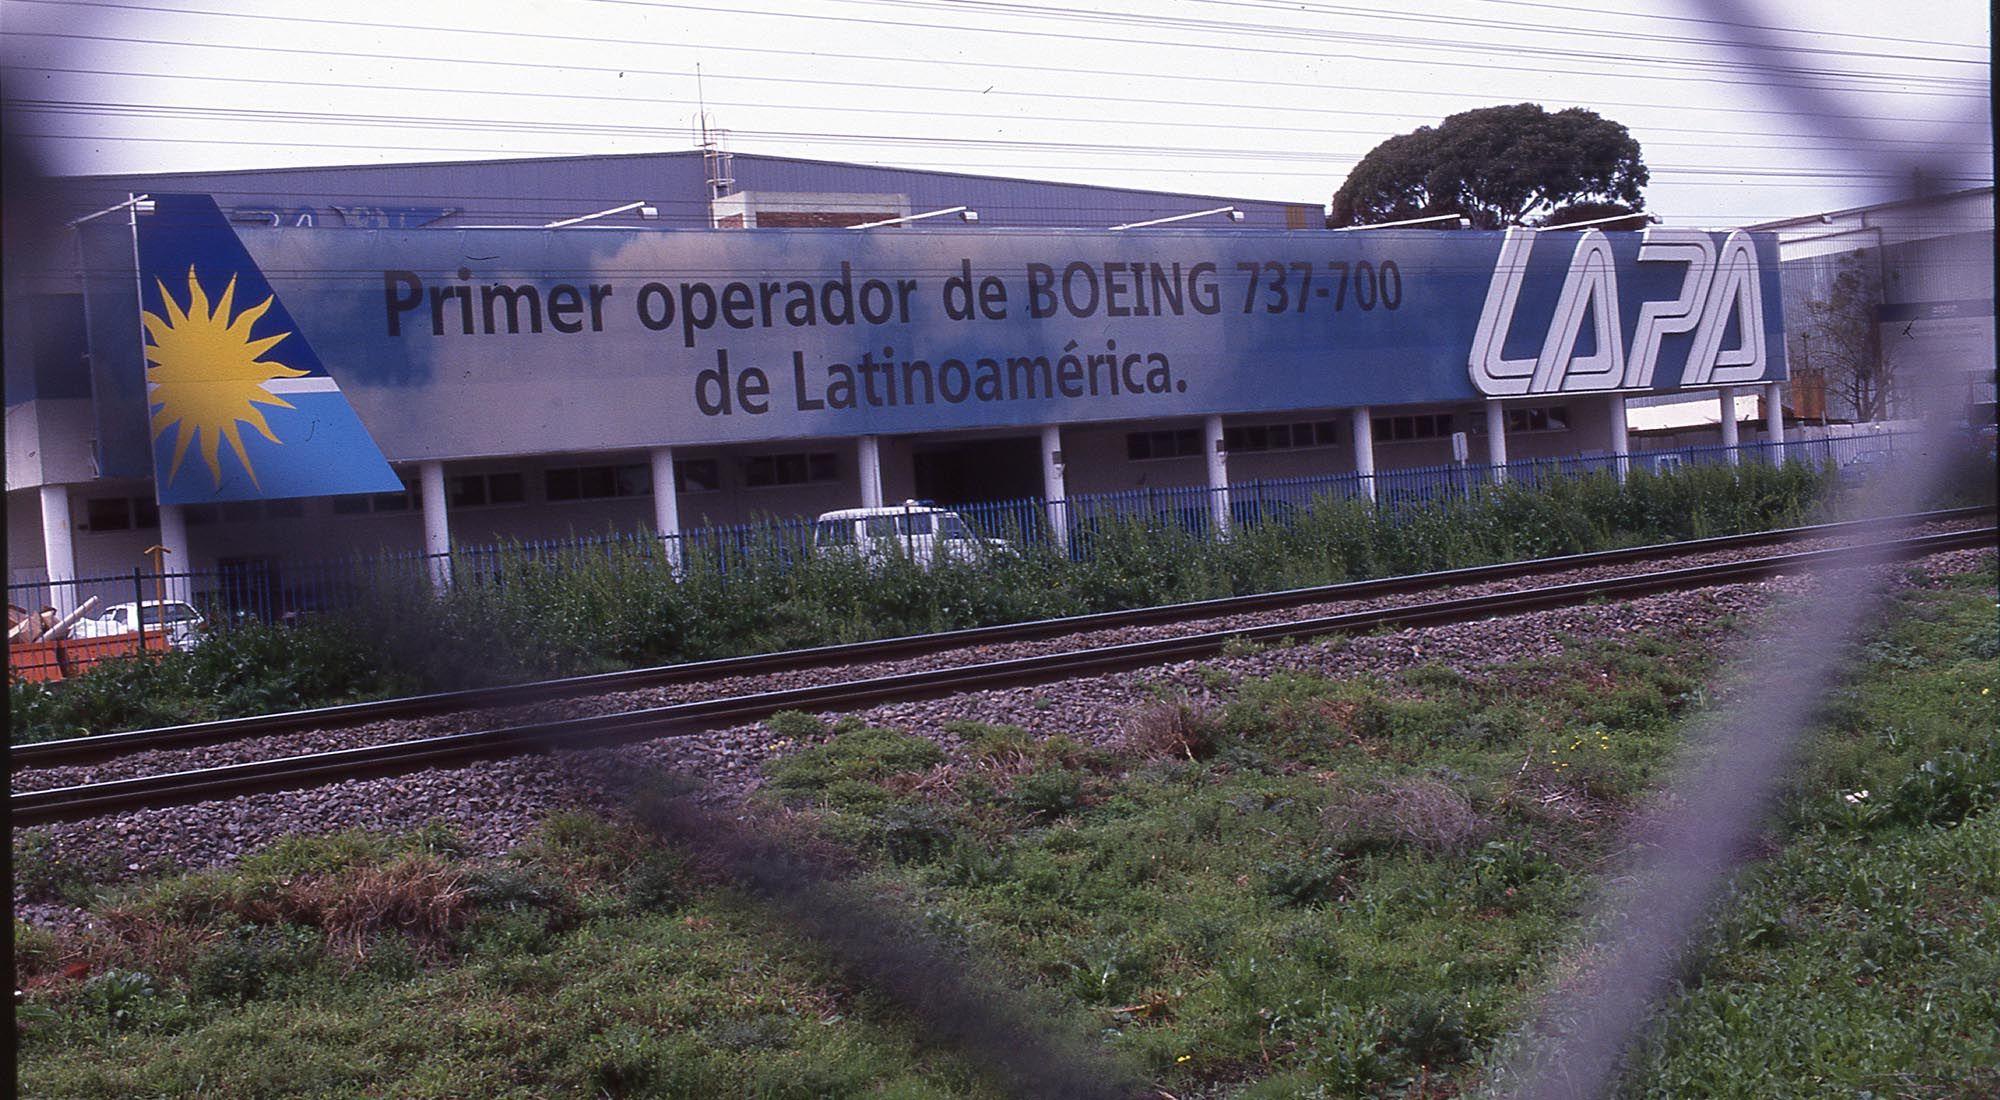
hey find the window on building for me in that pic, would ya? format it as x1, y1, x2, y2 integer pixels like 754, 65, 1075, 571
449, 474, 487, 508
487, 472, 526, 505
333, 476, 421, 514
85, 497, 131, 531
1371, 413, 1455, 442
448, 471, 527, 508
186, 499, 307, 523
544, 463, 651, 502
743, 452, 838, 488
1126, 429, 1202, 461
1504, 405, 1572, 434
83, 496, 161, 532
673, 458, 721, 493
369, 477, 419, 512
1223, 420, 1339, 453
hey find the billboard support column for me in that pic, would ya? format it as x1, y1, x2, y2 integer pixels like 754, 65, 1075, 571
650, 447, 684, 570
38, 485, 77, 615
857, 436, 884, 509
1718, 386, 1741, 465
1485, 401, 1509, 485
1204, 415, 1231, 538
419, 461, 451, 590
1764, 383, 1786, 465
1608, 394, 1631, 483
1040, 425, 1069, 554
1349, 408, 1376, 503
158, 504, 191, 604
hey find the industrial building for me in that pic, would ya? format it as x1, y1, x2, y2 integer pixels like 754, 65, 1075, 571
8, 149, 1810, 602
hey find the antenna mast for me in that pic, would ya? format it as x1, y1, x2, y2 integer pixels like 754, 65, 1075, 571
695, 64, 734, 221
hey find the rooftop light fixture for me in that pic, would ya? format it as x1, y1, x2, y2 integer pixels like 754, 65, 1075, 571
543, 200, 656, 228
1535, 212, 1663, 232
1108, 206, 1243, 230
845, 206, 977, 229
68, 193, 154, 227
1331, 213, 1468, 231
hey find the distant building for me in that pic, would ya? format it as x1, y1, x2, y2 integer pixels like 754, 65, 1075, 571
1751, 187, 1995, 426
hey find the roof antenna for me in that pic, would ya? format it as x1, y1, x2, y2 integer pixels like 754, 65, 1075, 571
695, 63, 733, 219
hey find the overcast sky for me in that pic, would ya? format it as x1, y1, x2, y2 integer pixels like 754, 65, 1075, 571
2, 0, 1989, 225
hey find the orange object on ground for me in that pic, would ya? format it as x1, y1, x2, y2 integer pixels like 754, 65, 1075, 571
7, 630, 166, 684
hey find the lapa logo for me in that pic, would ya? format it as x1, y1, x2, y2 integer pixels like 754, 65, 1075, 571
137, 194, 403, 505
1468, 228, 1768, 396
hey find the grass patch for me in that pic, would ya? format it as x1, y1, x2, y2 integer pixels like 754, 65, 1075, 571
16, 559, 1995, 1096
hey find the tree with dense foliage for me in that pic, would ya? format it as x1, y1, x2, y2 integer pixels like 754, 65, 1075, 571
1329, 103, 1649, 229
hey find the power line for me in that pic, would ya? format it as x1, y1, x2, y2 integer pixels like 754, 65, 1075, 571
17, 1, 1989, 106
15, 90, 1992, 158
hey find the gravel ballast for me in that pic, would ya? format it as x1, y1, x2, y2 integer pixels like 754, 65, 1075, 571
13, 545, 1993, 932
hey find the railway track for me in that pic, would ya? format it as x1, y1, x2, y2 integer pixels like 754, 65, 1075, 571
12, 506, 1989, 773
12, 524, 1992, 827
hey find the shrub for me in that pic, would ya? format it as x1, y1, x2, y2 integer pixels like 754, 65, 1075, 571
1381, 990, 1476, 1068
1887, 748, 1999, 827
286, 853, 472, 960
1006, 767, 1085, 822
188, 923, 323, 1005
1259, 850, 1351, 907
79, 968, 161, 1034
1122, 697, 1224, 761
871, 802, 959, 864
764, 709, 829, 740
1321, 777, 1489, 856
761, 725, 945, 804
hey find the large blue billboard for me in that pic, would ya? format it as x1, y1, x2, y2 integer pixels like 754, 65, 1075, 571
110, 196, 1786, 491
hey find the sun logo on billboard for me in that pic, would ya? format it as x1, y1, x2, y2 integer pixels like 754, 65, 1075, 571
143, 265, 307, 489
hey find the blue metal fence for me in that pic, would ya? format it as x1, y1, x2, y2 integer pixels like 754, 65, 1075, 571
7, 434, 1890, 638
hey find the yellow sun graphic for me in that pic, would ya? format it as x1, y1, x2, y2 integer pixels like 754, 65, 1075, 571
144, 265, 307, 489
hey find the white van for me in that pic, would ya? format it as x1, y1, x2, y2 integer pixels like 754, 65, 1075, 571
68, 599, 208, 651
812, 503, 1009, 568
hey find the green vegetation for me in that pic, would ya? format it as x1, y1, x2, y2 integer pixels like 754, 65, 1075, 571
1619, 566, 2000, 1097
12, 460, 1849, 744
25, 560, 1990, 1095
9, 619, 408, 745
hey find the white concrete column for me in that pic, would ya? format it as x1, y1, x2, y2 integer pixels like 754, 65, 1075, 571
1039, 425, 1069, 554
1485, 401, 1509, 484
1349, 407, 1377, 503
649, 446, 684, 569
1608, 394, 1631, 483
1718, 386, 1741, 465
38, 484, 77, 614
1764, 382, 1786, 465
1203, 414, 1230, 537
418, 461, 451, 590
157, 503, 192, 604
857, 435, 885, 508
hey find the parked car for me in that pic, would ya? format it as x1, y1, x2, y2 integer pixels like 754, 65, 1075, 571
812, 503, 1010, 568
67, 599, 207, 651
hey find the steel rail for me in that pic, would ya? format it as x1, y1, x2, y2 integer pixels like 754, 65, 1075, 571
13, 527, 1991, 826
11, 507, 1990, 770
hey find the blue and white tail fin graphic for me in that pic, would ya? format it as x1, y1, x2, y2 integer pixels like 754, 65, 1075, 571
137, 194, 401, 504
